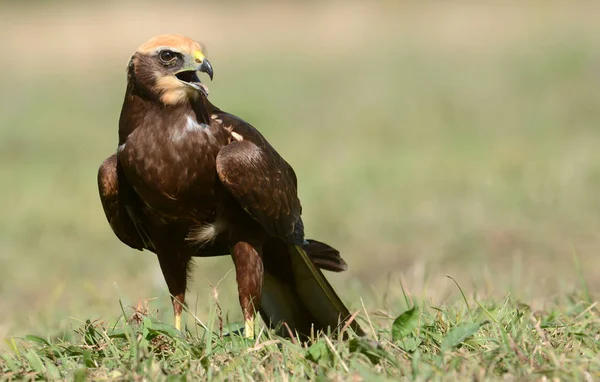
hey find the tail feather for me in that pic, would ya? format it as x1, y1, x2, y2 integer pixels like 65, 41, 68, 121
304, 239, 348, 272
260, 238, 364, 338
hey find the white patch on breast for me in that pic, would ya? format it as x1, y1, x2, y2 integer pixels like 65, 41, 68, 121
117, 143, 126, 152
186, 116, 204, 132
171, 116, 209, 142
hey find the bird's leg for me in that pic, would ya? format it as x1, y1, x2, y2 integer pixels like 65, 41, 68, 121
157, 253, 191, 332
231, 242, 263, 339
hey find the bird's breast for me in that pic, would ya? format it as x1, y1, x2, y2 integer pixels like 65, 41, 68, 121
118, 117, 230, 218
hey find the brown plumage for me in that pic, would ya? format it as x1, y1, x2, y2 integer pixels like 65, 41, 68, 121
97, 34, 362, 338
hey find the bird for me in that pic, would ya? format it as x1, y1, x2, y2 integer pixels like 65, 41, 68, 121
97, 34, 363, 339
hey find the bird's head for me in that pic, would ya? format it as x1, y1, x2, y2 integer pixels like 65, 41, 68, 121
127, 34, 214, 105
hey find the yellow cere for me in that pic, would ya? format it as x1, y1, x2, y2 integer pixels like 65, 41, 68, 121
193, 50, 205, 63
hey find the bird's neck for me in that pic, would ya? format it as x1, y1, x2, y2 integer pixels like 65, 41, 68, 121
192, 93, 219, 125
118, 92, 220, 144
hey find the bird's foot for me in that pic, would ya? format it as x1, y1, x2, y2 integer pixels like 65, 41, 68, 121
244, 317, 255, 339
175, 313, 182, 332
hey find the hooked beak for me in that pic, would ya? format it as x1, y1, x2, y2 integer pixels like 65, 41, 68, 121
198, 59, 213, 81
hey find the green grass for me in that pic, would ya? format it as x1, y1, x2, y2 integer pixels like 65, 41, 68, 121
1, 292, 598, 380
1, 1, 600, 380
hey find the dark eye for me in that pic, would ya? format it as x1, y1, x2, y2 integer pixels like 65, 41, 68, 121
159, 50, 175, 63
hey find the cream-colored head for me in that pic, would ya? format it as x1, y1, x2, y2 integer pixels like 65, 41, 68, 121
128, 34, 213, 105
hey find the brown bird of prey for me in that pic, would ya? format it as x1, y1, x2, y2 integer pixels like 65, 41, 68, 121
98, 34, 363, 338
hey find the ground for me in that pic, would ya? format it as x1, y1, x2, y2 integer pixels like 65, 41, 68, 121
0, 1, 598, 380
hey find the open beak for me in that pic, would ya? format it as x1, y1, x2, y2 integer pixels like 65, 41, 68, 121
174, 58, 213, 96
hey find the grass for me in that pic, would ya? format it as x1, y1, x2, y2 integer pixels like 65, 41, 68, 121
1, 291, 598, 380
1, 1, 600, 380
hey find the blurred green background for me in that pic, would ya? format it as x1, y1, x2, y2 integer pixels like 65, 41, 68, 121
1, 1, 599, 339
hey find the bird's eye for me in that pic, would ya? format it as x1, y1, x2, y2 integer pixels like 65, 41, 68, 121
159, 50, 175, 63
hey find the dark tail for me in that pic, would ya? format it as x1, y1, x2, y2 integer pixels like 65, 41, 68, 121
259, 238, 364, 339
304, 239, 348, 272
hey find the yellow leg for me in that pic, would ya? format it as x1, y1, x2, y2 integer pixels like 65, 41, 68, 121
244, 316, 255, 339
175, 312, 182, 332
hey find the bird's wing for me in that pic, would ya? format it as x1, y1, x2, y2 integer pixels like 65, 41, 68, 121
216, 124, 301, 239
215, 116, 363, 337
97, 154, 148, 251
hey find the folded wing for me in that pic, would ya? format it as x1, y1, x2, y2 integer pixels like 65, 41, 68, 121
216, 130, 363, 337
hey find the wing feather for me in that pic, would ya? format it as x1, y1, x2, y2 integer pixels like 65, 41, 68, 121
97, 154, 147, 250
216, 139, 301, 239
